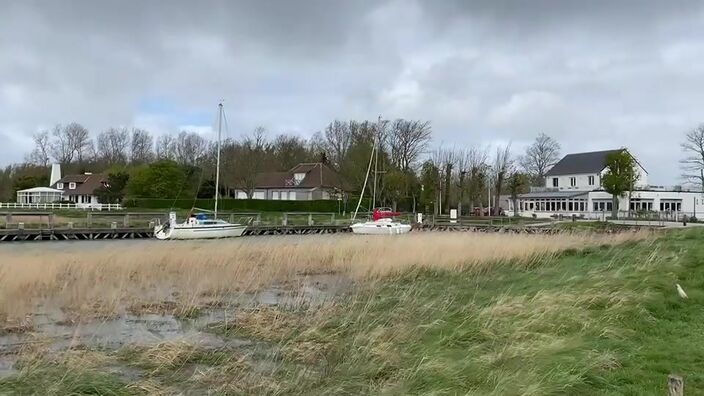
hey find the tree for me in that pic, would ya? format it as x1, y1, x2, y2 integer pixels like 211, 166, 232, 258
321, 120, 352, 170
47, 123, 92, 164
97, 127, 130, 164
602, 150, 638, 219
492, 144, 513, 215
49, 124, 73, 164
221, 127, 271, 198
680, 124, 704, 192
155, 135, 176, 160
130, 128, 154, 164
387, 119, 432, 171
507, 172, 530, 216
419, 160, 440, 214
174, 131, 207, 167
460, 147, 489, 216
271, 134, 311, 170
94, 172, 129, 204
27, 131, 51, 167
520, 133, 560, 186
127, 160, 187, 198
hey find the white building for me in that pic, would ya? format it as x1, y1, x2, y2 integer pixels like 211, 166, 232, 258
510, 149, 704, 220
15, 187, 64, 204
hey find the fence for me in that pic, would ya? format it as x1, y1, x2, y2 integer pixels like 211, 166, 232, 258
0, 202, 123, 211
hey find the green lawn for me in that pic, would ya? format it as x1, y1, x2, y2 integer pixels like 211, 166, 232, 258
2, 229, 703, 395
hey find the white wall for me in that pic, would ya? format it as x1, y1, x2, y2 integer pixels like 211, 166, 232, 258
545, 173, 600, 191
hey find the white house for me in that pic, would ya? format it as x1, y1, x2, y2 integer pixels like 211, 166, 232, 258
510, 149, 704, 220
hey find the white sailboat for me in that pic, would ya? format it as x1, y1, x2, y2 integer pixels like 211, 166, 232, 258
350, 118, 411, 235
154, 103, 247, 240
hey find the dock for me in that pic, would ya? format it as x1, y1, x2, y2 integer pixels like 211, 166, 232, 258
0, 224, 355, 242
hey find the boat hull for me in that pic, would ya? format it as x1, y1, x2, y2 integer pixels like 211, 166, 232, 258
350, 220, 411, 235
154, 223, 247, 240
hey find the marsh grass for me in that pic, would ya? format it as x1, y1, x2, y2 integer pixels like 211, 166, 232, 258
2, 229, 684, 395
0, 232, 647, 321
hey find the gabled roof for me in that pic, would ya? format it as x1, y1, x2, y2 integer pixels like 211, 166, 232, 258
253, 163, 348, 190
52, 173, 107, 195
545, 149, 625, 176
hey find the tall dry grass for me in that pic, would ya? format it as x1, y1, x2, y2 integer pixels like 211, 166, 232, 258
0, 232, 648, 321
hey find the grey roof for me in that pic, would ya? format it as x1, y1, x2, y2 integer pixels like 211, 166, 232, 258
545, 149, 623, 176
518, 191, 589, 199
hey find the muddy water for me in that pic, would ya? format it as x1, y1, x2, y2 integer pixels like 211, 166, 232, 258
0, 273, 352, 377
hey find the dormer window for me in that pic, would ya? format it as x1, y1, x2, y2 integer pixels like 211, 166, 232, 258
69, 182, 76, 190
293, 172, 306, 185
57, 182, 64, 189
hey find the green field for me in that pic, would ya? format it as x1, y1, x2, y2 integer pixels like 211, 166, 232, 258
1, 229, 701, 394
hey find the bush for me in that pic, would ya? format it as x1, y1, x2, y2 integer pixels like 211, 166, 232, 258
123, 198, 370, 213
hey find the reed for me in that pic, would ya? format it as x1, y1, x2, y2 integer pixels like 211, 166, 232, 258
0, 232, 648, 321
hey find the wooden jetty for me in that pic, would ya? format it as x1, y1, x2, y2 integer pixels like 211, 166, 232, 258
0, 224, 354, 242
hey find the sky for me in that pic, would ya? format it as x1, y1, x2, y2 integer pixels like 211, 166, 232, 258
1, 0, 703, 185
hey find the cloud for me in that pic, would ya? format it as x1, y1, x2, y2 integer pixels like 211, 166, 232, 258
2, 0, 704, 184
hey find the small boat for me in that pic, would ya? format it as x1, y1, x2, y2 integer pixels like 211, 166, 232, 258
155, 212, 246, 240
349, 117, 411, 235
350, 218, 412, 235
154, 103, 246, 240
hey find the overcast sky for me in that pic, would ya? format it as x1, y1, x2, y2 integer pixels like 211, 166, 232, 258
1, 0, 703, 184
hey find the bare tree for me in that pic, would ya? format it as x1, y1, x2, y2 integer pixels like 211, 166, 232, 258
681, 124, 704, 192
222, 127, 271, 198
430, 146, 458, 214
492, 144, 513, 215
96, 127, 130, 164
26, 131, 51, 167
130, 128, 154, 164
322, 120, 352, 170
65, 122, 92, 163
520, 133, 560, 186
49, 124, 73, 164
155, 135, 176, 160
387, 119, 432, 171
174, 131, 208, 167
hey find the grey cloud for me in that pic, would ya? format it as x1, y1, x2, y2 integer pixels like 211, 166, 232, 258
2, 0, 704, 184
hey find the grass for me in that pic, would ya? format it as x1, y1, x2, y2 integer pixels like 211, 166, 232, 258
0, 232, 645, 321
5, 228, 701, 395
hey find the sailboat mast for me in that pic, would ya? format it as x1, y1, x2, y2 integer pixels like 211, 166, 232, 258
214, 103, 223, 218
372, 115, 381, 209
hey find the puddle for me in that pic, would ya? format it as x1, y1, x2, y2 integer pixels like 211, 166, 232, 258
0, 273, 352, 378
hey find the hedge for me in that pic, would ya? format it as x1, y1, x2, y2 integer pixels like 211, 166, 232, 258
123, 198, 370, 213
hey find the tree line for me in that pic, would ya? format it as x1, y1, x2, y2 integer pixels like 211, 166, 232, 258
1, 119, 572, 214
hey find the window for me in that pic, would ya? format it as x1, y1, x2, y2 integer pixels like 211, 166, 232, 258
293, 173, 306, 185
68, 182, 76, 190
57, 182, 64, 189
570, 177, 576, 187
289, 191, 296, 201
588, 176, 595, 186
272, 191, 280, 200
552, 178, 558, 187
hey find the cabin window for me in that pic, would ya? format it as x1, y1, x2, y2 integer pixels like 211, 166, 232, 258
552, 178, 558, 187
588, 176, 595, 185
57, 182, 64, 189
570, 177, 576, 187
69, 182, 76, 190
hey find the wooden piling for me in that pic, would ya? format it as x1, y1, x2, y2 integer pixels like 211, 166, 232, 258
668, 374, 684, 396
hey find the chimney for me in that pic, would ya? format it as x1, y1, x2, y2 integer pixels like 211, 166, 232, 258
50, 164, 61, 186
